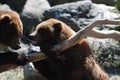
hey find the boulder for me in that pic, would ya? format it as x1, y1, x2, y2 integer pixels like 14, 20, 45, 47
0, 0, 51, 37
0, 4, 11, 11
21, 0, 51, 36
0, 0, 26, 12
44, 1, 118, 31
91, 0, 115, 6
24, 63, 47, 80
47, 0, 82, 6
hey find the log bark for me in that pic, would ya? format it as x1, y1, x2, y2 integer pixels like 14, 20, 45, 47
27, 19, 120, 62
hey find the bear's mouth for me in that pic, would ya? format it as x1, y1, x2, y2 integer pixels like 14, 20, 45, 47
27, 38, 38, 46
10, 41, 21, 50
11, 45, 21, 50
30, 40, 38, 45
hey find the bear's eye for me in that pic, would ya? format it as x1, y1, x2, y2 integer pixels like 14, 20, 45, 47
38, 28, 52, 35
37, 28, 54, 41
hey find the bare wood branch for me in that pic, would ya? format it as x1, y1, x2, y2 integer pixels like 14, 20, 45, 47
0, 64, 19, 73
88, 29, 120, 40
27, 20, 120, 62
53, 20, 120, 51
27, 52, 47, 62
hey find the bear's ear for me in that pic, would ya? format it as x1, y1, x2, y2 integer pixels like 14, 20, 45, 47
53, 23, 62, 38
53, 23, 62, 34
0, 14, 11, 25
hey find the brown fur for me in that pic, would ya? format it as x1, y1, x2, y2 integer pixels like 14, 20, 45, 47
29, 18, 109, 80
0, 10, 27, 72
0, 10, 23, 50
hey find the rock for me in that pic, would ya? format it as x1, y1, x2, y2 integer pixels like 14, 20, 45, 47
43, 1, 119, 31
47, 0, 90, 6
0, 4, 11, 11
0, 0, 51, 36
0, 0, 27, 12
43, 1, 101, 31
91, 0, 115, 6
110, 75, 120, 80
21, 0, 51, 36
24, 63, 47, 80
87, 37, 120, 62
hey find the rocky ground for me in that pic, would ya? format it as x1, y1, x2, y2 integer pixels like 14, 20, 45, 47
0, 0, 120, 80
0, 67, 24, 80
0, 68, 119, 80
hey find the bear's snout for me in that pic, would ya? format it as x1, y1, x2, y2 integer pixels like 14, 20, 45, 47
27, 35, 39, 46
28, 35, 35, 41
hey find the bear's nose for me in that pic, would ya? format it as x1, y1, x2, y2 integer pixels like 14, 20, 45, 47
11, 45, 21, 50
27, 35, 34, 40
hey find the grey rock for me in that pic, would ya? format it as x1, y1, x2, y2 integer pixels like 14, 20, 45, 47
21, 0, 51, 36
87, 37, 120, 67
47, 0, 91, 6
43, 1, 119, 31
0, 4, 11, 11
24, 63, 47, 80
0, 0, 26, 12
91, 0, 115, 6
43, 1, 102, 31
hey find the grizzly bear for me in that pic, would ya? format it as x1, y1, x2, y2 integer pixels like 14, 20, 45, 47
28, 18, 109, 80
0, 10, 23, 50
0, 10, 27, 72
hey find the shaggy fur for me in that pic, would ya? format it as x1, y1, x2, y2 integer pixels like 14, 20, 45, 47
0, 10, 23, 50
29, 18, 109, 80
0, 10, 27, 72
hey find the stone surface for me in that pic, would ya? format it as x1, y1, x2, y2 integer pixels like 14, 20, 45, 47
24, 63, 47, 80
0, 0, 119, 79
0, 0, 26, 12
47, 0, 83, 6
91, 0, 115, 6
0, 4, 11, 11
43, 1, 119, 31
21, 0, 51, 36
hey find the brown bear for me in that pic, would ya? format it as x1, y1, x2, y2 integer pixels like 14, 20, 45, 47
0, 10, 27, 72
28, 18, 109, 80
0, 10, 23, 50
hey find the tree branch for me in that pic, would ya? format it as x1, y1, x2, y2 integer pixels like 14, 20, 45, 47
27, 52, 47, 62
89, 29, 120, 40
27, 19, 120, 62
53, 20, 120, 51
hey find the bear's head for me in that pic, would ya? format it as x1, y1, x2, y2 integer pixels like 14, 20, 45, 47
0, 10, 23, 50
28, 18, 75, 47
